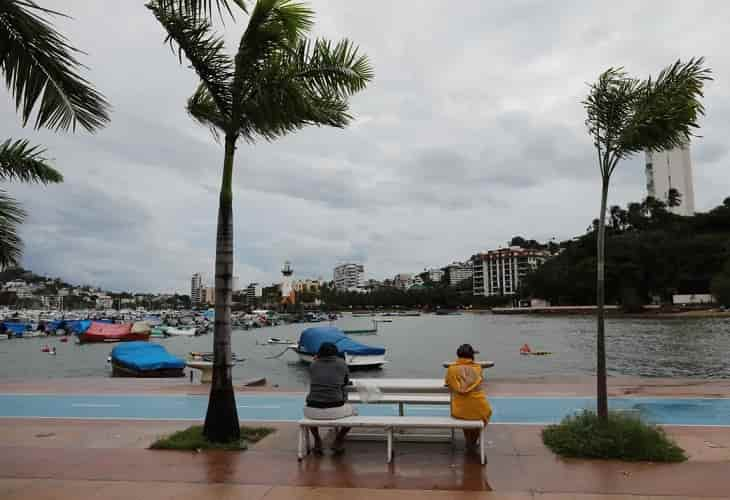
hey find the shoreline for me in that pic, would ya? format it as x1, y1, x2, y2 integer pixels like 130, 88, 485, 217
488, 306, 730, 318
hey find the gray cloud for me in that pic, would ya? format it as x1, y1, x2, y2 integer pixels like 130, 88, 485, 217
1, 0, 729, 292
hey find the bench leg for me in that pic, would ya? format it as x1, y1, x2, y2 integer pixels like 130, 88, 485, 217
297, 426, 304, 461
387, 428, 393, 463
480, 426, 486, 465
304, 426, 311, 454
398, 402, 404, 416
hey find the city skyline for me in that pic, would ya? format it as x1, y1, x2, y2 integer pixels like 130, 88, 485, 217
2, 1, 728, 293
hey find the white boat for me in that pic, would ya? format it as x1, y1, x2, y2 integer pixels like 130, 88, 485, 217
165, 327, 197, 337
291, 326, 386, 368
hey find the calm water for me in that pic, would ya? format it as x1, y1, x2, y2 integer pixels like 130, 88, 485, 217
1, 313, 728, 389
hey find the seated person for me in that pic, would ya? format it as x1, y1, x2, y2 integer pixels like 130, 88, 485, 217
444, 343, 492, 450
304, 342, 356, 454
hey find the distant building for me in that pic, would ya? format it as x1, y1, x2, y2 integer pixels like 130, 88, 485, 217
95, 295, 113, 309
190, 273, 204, 305
393, 273, 413, 290
472, 247, 550, 296
645, 144, 695, 216
293, 279, 321, 294
232, 276, 240, 292
426, 268, 445, 283
245, 283, 263, 304
333, 263, 365, 291
204, 287, 215, 304
446, 261, 473, 287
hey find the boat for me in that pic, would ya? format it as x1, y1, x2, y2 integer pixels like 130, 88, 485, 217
267, 337, 296, 345
291, 326, 386, 368
110, 342, 185, 377
150, 326, 168, 338
2, 321, 31, 337
166, 327, 197, 337
79, 321, 150, 343
342, 321, 378, 335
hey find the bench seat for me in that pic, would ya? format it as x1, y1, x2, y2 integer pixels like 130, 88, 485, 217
347, 394, 451, 405
298, 416, 485, 464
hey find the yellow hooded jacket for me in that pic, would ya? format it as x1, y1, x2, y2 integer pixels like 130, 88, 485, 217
444, 357, 493, 422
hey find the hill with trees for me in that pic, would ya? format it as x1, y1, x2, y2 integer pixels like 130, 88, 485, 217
523, 196, 730, 307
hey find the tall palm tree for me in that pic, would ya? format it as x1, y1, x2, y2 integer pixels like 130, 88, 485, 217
147, 0, 372, 442
584, 58, 711, 420
0, 0, 110, 268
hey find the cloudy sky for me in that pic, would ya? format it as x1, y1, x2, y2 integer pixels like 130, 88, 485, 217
2, 0, 729, 293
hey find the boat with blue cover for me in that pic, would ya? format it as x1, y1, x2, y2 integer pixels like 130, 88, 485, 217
292, 326, 386, 368
110, 341, 186, 377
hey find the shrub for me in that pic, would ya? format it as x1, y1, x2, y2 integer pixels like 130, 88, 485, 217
150, 425, 274, 451
542, 411, 686, 462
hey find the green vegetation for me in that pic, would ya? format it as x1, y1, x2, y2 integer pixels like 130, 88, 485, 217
150, 425, 274, 451
711, 257, 730, 307
148, 0, 372, 442
542, 411, 686, 462
524, 196, 730, 306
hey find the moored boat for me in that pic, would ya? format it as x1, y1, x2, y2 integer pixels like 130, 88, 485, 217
165, 327, 197, 337
110, 342, 185, 377
79, 322, 150, 343
291, 326, 386, 368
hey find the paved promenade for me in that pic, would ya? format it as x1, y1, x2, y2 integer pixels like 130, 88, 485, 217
1, 377, 729, 499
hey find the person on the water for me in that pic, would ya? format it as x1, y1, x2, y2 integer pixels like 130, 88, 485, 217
303, 342, 356, 455
445, 344, 492, 451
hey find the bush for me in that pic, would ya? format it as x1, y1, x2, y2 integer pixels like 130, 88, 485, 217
542, 411, 686, 462
150, 425, 274, 451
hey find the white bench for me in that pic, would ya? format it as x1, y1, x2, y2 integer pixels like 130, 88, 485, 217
297, 416, 486, 465
347, 393, 450, 416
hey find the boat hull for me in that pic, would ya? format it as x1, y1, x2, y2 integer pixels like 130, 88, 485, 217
294, 350, 386, 368
111, 360, 185, 378
80, 332, 150, 343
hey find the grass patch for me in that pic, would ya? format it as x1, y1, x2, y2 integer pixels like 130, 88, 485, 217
542, 411, 686, 462
150, 425, 274, 451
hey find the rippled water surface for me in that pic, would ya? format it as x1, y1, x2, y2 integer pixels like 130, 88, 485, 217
1, 313, 728, 389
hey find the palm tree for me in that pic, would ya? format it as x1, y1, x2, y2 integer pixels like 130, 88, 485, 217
0, 0, 110, 268
667, 188, 682, 208
584, 58, 711, 420
147, 0, 372, 442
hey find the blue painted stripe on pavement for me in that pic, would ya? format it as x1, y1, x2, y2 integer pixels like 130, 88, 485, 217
1, 394, 729, 425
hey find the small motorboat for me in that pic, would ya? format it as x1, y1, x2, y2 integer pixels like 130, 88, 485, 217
165, 327, 197, 337
79, 322, 150, 343
520, 343, 551, 356
59, 337, 69, 343
290, 326, 386, 368
267, 337, 296, 345
41, 345, 51, 353
110, 342, 186, 377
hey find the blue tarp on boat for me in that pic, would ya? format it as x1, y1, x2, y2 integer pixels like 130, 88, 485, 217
299, 326, 386, 356
2, 322, 30, 337
46, 320, 65, 332
111, 342, 185, 371
66, 320, 92, 335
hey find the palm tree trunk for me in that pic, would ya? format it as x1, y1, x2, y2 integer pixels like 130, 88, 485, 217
203, 133, 240, 442
596, 174, 609, 421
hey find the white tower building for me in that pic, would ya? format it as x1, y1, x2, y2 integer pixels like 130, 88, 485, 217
190, 273, 204, 305
645, 144, 695, 216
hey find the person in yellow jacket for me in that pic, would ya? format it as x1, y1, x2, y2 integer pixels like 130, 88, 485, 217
444, 344, 493, 449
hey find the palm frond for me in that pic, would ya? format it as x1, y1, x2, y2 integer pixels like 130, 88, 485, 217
236, 36, 372, 141
156, 0, 247, 19
0, 189, 25, 270
620, 57, 712, 155
0, 138, 63, 184
187, 84, 227, 141
147, 0, 234, 120
232, 0, 314, 108
0, 0, 110, 132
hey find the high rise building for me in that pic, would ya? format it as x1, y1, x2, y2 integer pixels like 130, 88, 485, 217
472, 247, 550, 296
445, 261, 473, 287
190, 273, 204, 305
645, 144, 695, 216
333, 263, 365, 291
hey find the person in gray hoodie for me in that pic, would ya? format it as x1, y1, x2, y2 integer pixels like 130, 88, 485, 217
304, 342, 356, 454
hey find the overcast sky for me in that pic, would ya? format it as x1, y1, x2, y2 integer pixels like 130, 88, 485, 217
1, 0, 729, 293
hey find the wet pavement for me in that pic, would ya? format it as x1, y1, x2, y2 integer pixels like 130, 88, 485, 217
1, 377, 730, 498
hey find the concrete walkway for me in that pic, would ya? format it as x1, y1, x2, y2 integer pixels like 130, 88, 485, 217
2, 377, 729, 498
